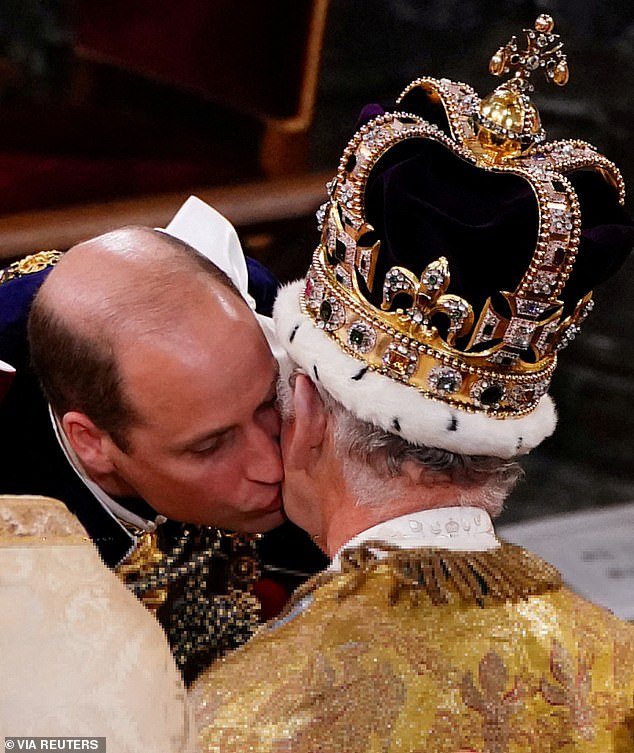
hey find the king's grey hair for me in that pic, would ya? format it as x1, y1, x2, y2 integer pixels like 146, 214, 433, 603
279, 369, 523, 517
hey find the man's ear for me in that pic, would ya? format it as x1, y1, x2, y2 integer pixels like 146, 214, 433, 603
61, 411, 117, 477
284, 374, 327, 470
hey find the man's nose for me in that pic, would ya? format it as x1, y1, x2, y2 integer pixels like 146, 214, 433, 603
245, 422, 284, 484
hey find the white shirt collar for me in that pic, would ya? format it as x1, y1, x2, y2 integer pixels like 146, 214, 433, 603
49, 406, 164, 536
329, 506, 500, 572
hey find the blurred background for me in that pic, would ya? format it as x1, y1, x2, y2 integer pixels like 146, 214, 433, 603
0, 0, 632, 524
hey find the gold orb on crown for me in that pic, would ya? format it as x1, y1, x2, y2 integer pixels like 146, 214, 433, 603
475, 14, 569, 161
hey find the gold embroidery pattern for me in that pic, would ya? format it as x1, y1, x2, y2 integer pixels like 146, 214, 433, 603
614, 636, 634, 689
461, 651, 526, 753
192, 543, 634, 753
266, 644, 406, 753
0, 249, 64, 284
541, 639, 595, 741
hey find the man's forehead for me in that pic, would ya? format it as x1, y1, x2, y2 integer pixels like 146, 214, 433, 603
117, 291, 269, 379
120, 324, 278, 441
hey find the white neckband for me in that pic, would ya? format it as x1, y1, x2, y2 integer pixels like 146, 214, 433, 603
49, 405, 164, 533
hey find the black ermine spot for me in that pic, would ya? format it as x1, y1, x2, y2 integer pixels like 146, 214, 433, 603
351, 366, 369, 381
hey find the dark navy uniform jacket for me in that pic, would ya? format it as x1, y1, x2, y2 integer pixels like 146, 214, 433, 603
0, 254, 327, 682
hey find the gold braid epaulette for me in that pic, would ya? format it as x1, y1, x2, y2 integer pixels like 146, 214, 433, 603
279, 541, 562, 618
0, 250, 64, 284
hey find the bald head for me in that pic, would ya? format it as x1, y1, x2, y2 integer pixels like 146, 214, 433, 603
40, 226, 241, 338
28, 225, 247, 449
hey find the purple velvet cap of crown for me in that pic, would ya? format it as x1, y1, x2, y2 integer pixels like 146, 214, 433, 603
356, 103, 387, 128
349, 91, 634, 323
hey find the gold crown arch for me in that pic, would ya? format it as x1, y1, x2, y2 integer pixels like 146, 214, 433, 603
302, 15, 625, 418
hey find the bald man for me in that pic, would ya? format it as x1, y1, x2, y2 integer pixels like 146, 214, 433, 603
0, 210, 326, 683
31, 227, 284, 531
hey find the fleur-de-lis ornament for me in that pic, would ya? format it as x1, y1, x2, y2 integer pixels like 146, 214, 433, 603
381, 257, 473, 345
461, 651, 525, 753
541, 639, 595, 741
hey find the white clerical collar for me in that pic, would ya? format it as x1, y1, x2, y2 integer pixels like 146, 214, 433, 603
49, 405, 165, 536
329, 506, 500, 572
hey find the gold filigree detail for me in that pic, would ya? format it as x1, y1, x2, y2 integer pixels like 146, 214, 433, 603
116, 530, 168, 612
0, 249, 64, 284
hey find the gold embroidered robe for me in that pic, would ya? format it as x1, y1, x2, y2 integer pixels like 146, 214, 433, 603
190, 542, 634, 753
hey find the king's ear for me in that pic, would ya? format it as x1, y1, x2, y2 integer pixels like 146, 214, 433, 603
293, 374, 327, 446
284, 374, 327, 471
61, 411, 116, 476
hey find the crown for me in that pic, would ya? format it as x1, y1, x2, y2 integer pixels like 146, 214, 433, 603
274, 16, 631, 457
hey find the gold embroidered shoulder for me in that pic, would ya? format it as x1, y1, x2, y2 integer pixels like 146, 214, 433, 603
191, 543, 634, 753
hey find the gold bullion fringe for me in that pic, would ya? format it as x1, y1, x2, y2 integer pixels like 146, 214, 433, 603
280, 541, 562, 617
